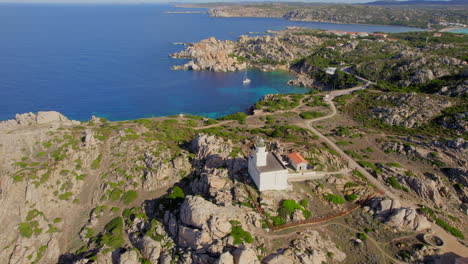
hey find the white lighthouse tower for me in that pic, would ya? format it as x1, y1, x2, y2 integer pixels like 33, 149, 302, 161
255, 137, 267, 166
248, 137, 289, 191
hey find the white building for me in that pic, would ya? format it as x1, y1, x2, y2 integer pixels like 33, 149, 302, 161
288, 152, 308, 171
325, 67, 337, 75
248, 138, 289, 191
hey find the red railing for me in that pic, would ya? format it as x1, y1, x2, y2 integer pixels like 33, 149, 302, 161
240, 173, 381, 232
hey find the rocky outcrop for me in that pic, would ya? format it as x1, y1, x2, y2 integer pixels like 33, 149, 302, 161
171, 37, 246, 72
171, 31, 322, 73
263, 230, 346, 264
0, 111, 80, 133
438, 80, 468, 97
287, 74, 315, 88
190, 169, 233, 206
139, 150, 191, 190
366, 198, 431, 231
436, 106, 467, 135
370, 93, 452, 128
190, 134, 233, 166
379, 165, 443, 205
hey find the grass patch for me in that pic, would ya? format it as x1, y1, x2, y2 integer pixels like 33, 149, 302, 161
100, 217, 125, 250
357, 232, 368, 241
345, 194, 358, 202
218, 112, 247, 124
324, 194, 345, 205
91, 154, 102, 170
229, 220, 253, 244
58, 192, 73, 201
121, 190, 138, 205
386, 162, 401, 167
386, 177, 408, 192
299, 111, 325, 119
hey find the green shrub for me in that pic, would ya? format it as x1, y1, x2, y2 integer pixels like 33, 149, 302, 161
204, 119, 218, 126
271, 216, 286, 226
434, 218, 464, 239
229, 220, 253, 244
387, 162, 401, 167
109, 189, 123, 201
121, 190, 138, 205
58, 192, 73, 201
218, 112, 247, 124
352, 169, 365, 180
299, 199, 309, 208
303, 210, 312, 219
19, 222, 33, 238
100, 217, 125, 249
345, 194, 358, 202
357, 161, 381, 174
91, 154, 102, 170
168, 186, 185, 199
300, 111, 325, 119
281, 200, 303, 215
387, 177, 404, 190
344, 150, 362, 159
324, 194, 345, 205
357, 232, 368, 241
344, 182, 359, 189
336, 140, 351, 146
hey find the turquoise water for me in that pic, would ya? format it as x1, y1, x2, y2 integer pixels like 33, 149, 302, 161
448, 28, 468, 34
0, 4, 425, 121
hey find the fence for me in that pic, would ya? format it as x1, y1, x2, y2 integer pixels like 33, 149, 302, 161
240, 173, 383, 233
271, 204, 361, 232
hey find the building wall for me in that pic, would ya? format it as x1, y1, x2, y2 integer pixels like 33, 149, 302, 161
248, 155, 288, 191
297, 163, 307, 171
258, 169, 289, 191
289, 159, 308, 171
248, 156, 261, 189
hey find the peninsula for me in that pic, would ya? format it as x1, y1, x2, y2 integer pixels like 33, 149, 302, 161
179, 1, 468, 30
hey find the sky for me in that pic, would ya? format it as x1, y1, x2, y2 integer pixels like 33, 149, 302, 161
0, 0, 378, 4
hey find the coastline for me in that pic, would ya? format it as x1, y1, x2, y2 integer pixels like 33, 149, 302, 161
439, 26, 466, 32
175, 5, 429, 31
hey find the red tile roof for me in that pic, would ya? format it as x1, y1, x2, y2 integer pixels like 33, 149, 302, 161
288, 152, 308, 164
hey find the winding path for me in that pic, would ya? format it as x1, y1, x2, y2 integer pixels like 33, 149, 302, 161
265, 222, 403, 264
300, 71, 467, 257
192, 69, 467, 257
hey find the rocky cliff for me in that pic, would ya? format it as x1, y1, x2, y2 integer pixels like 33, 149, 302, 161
171, 32, 322, 73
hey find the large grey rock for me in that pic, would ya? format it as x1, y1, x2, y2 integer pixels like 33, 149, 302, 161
0, 111, 80, 133
263, 230, 346, 264
370, 93, 451, 128
233, 247, 260, 264
178, 226, 211, 250
215, 252, 234, 264
369, 198, 431, 231
119, 250, 139, 264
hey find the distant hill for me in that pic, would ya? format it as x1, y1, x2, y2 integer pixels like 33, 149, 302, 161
367, 0, 468, 5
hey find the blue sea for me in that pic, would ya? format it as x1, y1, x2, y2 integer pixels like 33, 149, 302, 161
0, 4, 424, 121
448, 28, 468, 34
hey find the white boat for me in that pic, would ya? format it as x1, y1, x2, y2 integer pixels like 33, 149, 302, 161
242, 71, 251, 84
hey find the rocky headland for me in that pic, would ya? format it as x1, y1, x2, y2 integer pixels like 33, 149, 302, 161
171, 28, 467, 93
202, 2, 468, 29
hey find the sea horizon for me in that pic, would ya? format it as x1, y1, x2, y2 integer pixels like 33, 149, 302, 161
0, 4, 425, 121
